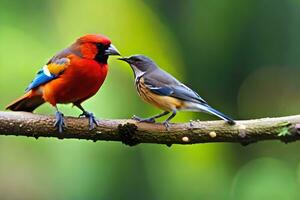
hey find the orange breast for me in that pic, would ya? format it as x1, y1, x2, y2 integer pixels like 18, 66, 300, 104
42, 56, 108, 106
137, 78, 183, 111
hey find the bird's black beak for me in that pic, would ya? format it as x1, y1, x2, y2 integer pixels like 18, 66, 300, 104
104, 44, 121, 56
118, 57, 130, 63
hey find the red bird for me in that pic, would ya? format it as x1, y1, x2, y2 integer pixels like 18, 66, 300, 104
6, 34, 120, 132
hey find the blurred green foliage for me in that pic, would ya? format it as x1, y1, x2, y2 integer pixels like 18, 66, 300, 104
1, 0, 300, 199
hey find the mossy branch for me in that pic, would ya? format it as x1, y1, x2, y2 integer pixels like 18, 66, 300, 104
0, 111, 300, 146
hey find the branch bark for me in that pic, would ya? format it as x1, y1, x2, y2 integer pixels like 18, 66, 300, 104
0, 111, 300, 146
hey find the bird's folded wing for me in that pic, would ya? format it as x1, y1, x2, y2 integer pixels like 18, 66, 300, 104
25, 58, 70, 92
147, 85, 174, 96
144, 76, 207, 104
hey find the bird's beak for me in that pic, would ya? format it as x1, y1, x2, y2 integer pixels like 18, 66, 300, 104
118, 57, 130, 63
104, 44, 121, 56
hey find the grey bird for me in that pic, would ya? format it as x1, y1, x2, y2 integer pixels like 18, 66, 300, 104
119, 55, 235, 130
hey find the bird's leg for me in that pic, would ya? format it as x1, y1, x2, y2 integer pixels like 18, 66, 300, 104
75, 104, 98, 130
132, 115, 155, 123
163, 110, 177, 131
54, 106, 65, 133
132, 111, 170, 123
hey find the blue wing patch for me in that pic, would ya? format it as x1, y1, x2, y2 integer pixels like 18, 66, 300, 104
25, 66, 57, 92
149, 86, 173, 96
24, 57, 70, 92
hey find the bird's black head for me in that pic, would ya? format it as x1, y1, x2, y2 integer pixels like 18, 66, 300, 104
118, 55, 158, 73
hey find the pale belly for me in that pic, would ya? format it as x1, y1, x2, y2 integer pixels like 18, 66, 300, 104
140, 91, 183, 111
137, 79, 183, 111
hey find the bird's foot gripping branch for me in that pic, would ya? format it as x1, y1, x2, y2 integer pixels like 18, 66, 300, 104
1, 111, 300, 146
5, 34, 121, 133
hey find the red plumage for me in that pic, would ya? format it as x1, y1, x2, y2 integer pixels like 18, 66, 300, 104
6, 34, 120, 131
43, 53, 108, 106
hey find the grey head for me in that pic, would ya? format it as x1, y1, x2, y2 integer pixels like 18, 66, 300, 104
118, 55, 158, 77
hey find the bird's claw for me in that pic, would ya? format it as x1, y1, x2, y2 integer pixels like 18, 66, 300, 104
163, 121, 171, 131
132, 115, 156, 123
54, 111, 65, 133
78, 113, 85, 118
80, 111, 98, 130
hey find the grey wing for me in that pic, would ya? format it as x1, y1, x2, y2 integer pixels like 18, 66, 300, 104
46, 45, 81, 65
171, 83, 207, 104
144, 69, 207, 104
47, 48, 71, 65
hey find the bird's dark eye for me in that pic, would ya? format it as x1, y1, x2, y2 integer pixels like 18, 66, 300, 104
96, 43, 104, 50
94, 43, 110, 63
96, 43, 110, 51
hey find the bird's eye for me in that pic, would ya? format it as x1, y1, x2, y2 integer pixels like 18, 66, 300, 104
96, 43, 110, 51
96, 43, 104, 49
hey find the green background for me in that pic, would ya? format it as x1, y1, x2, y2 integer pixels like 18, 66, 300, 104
1, 0, 300, 199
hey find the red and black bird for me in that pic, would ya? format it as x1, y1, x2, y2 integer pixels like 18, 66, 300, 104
6, 34, 120, 132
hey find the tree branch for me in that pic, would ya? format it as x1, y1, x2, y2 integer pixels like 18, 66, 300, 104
0, 111, 300, 146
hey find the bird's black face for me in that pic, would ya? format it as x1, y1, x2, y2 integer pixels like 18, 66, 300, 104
118, 55, 157, 73
95, 43, 120, 64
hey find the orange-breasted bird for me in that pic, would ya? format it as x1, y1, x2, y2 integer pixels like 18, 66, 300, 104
6, 34, 120, 132
119, 55, 235, 130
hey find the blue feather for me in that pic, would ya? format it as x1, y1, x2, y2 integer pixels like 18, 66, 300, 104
205, 106, 235, 125
25, 68, 56, 92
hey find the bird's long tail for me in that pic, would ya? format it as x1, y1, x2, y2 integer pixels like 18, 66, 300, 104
189, 103, 235, 125
6, 90, 45, 112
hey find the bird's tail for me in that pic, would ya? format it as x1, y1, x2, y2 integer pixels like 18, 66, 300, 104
187, 102, 235, 125
205, 106, 235, 125
6, 90, 45, 112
